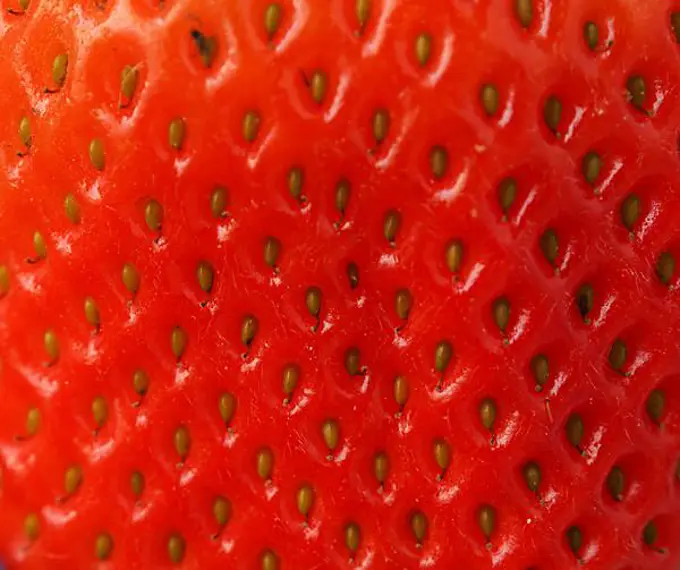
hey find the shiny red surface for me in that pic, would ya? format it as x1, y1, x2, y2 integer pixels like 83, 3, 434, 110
0, 0, 679, 568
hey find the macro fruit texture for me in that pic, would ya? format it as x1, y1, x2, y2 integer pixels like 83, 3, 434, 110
0, 0, 679, 568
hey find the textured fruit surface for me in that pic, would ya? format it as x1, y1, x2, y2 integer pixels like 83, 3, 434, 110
0, 0, 680, 568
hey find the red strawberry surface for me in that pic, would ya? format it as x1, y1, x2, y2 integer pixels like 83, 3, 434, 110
0, 0, 679, 568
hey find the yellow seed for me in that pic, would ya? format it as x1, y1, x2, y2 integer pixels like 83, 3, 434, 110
264, 3, 281, 39
355, 0, 370, 31
171, 326, 188, 361
0, 265, 9, 297
335, 179, 351, 215
120, 65, 138, 101
18, 116, 31, 148
51, 53, 68, 87
167, 533, 185, 564
241, 315, 258, 347
242, 111, 260, 143
410, 511, 427, 544
64, 465, 83, 495
130, 470, 145, 497
43, 329, 59, 364
212, 496, 231, 527
121, 263, 140, 295
310, 71, 327, 104
296, 484, 314, 517
218, 392, 236, 425
344, 347, 361, 375
95, 532, 113, 560
33, 231, 47, 260
445, 240, 463, 273
372, 109, 389, 144
305, 286, 322, 317
263, 236, 281, 268
479, 398, 497, 431
174, 425, 191, 462
395, 288, 412, 321
261, 549, 278, 570
256, 447, 274, 480
88, 138, 105, 171
64, 194, 81, 224
282, 364, 300, 397
132, 369, 149, 396
26, 407, 40, 436
83, 296, 100, 328
430, 146, 448, 180
373, 451, 389, 484
480, 84, 500, 116
393, 375, 409, 408
168, 118, 185, 150
210, 186, 228, 218
196, 260, 214, 293
344, 522, 361, 553
477, 505, 496, 541
414, 33, 431, 67
91, 396, 108, 428
288, 167, 304, 199
434, 340, 453, 373
24, 513, 40, 541
144, 199, 163, 232
433, 439, 450, 471
322, 419, 340, 452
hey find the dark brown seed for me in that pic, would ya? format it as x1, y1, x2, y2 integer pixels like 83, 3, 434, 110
168, 118, 185, 150
346, 262, 360, 288
434, 340, 453, 374
430, 146, 448, 180
643, 521, 658, 546
514, 0, 533, 28
531, 354, 549, 390
167, 533, 185, 564
372, 109, 390, 144
671, 12, 680, 43
383, 209, 401, 244
492, 297, 510, 333
133, 369, 149, 397
64, 465, 83, 496
626, 75, 646, 109
84, 297, 100, 328
210, 186, 228, 218
282, 364, 300, 398
373, 451, 389, 484
344, 522, 361, 553
395, 288, 412, 321
606, 466, 625, 501
174, 426, 190, 462
196, 261, 214, 293
191, 30, 217, 68
414, 33, 431, 67
608, 339, 627, 371
523, 462, 541, 492
583, 21, 598, 50
582, 151, 601, 186
256, 448, 274, 480
393, 375, 409, 408
544, 95, 562, 134
646, 389, 665, 425
144, 199, 163, 232
410, 511, 427, 544
477, 505, 496, 541
171, 326, 188, 361
335, 179, 351, 215
263, 237, 281, 269
620, 194, 640, 231
212, 496, 231, 528
95, 532, 113, 560
445, 239, 463, 273
433, 439, 450, 472
565, 413, 584, 449
656, 252, 676, 285
242, 111, 260, 143
130, 471, 145, 498
540, 229, 559, 265
344, 347, 361, 376
218, 392, 236, 425
288, 167, 304, 200
305, 286, 322, 318
0, 265, 9, 297
310, 70, 327, 104
241, 315, 258, 347
497, 178, 517, 215
576, 284, 594, 321
566, 526, 583, 556
479, 398, 497, 431
480, 84, 500, 116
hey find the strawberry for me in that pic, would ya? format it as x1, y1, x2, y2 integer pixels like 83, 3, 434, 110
0, 0, 679, 568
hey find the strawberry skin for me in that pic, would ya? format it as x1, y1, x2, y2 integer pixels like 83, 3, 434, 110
0, 0, 679, 568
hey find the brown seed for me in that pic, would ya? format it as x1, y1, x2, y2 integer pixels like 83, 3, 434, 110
335, 179, 351, 215
256, 447, 274, 480
444, 240, 464, 274
540, 229, 559, 265
64, 465, 83, 496
480, 84, 500, 116
305, 286, 322, 318
144, 199, 163, 232
492, 297, 510, 333
91, 396, 108, 429
383, 209, 401, 244
582, 151, 602, 186
43, 329, 59, 364
530, 354, 549, 390
25, 407, 40, 437
171, 326, 188, 361
24, 513, 40, 541
212, 496, 231, 528
174, 425, 191, 462
620, 193, 640, 231
242, 111, 260, 143
576, 283, 594, 321
210, 186, 228, 218
514, 0, 533, 28
241, 315, 258, 347
167, 533, 185, 564
0, 265, 9, 297
282, 364, 300, 398
310, 70, 327, 104
168, 118, 185, 150
565, 413, 584, 449
646, 389, 665, 425
410, 510, 427, 544
196, 261, 214, 293
395, 288, 412, 321
120, 65, 138, 102
296, 484, 315, 517
608, 338, 627, 372
51, 53, 68, 88
583, 21, 599, 51
626, 75, 646, 109
260, 549, 278, 570
523, 461, 541, 493
430, 146, 448, 180
88, 139, 105, 170
656, 252, 676, 285
121, 263, 140, 296
393, 375, 409, 408
132, 369, 149, 397
218, 392, 236, 425
344, 347, 361, 376
479, 398, 497, 431
263, 3, 281, 40
344, 522, 361, 553
84, 296, 100, 328
643, 521, 658, 547
373, 451, 389, 484
130, 470, 145, 497
566, 526, 583, 555
95, 532, 113, 560
64, 194, 81, 224
543, 95, 562, 134
433, 439, 450, 472
355, 0, 370, 31
606, 465, 625, 501
671, 12, 680, 43
263, 236, 281, 269
414, 33, 432, 67
346, 262, 360, 289
372, 109, 390, 144
192, 30, 218, 68
477, 504, 496, 541
497, 177, 517, 215
322, 419, 340, 452
287, 167, 304, 200
434, 340, 453, 374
